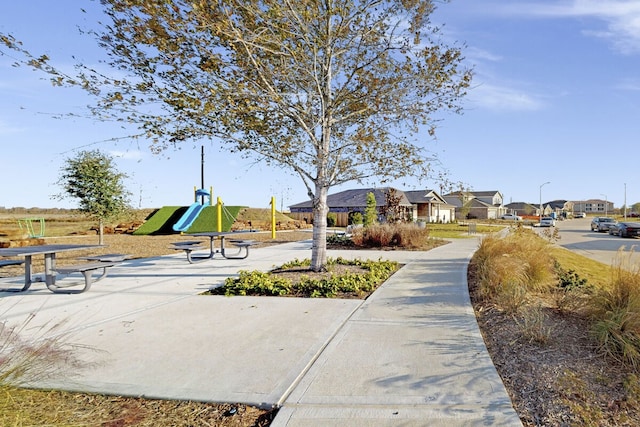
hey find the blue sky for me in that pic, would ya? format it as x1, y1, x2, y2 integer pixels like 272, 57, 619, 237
1, 1, 639, 211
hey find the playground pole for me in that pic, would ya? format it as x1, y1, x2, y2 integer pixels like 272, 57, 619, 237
217, 197, 223, 232
200, 145, 205, 205
271, 196, 276, 239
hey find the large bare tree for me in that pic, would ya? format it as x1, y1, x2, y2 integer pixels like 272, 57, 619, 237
1, 0, 471, 271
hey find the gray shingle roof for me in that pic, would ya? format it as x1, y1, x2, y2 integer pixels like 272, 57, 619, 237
289, 187, 412, 209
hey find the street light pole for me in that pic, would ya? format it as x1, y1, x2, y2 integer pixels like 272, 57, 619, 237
539, 181, 550, 223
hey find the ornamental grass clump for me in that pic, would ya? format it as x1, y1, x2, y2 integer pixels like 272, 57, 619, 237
473, 229, 557, 313
350, 223, 430, 248
1, 309, 85, 388
590, 248, 640, 369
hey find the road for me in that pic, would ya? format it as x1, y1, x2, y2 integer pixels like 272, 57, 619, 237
550, 217, 640, 267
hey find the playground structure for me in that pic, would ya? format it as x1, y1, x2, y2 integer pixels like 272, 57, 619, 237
134, 196, 279, 237
138, 146, 279, 236
18, 217, 45, 238
172, 187, 213, 232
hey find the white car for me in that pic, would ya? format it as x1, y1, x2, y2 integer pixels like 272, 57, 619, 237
574, 213, 586, 218
501, 214, 522, 221
539, 217, 556, 227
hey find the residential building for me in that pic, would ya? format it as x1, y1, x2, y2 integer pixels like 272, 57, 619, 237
572, 199, 614, 215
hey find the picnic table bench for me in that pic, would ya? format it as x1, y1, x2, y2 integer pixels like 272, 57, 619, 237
0, 259, 24, 268
170, 241, 208, 263
225, 239, 258, 259
172, 233, 259, 263
48, 253, 129, 294
0, 245, 128, 294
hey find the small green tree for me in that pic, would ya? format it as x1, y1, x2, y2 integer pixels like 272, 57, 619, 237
326, 212, 337, 227
364, 192, 378, 227
55, 150, 131, 245
350, 212, 363, 225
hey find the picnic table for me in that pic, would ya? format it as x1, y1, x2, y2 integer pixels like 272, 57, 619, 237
0, 244, 124, 293
172, 232, 258, 264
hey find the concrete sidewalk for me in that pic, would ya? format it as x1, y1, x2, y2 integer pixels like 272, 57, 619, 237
0, 238, 521, 426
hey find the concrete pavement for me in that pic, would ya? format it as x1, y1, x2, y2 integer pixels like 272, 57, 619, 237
0, 238, 522, 426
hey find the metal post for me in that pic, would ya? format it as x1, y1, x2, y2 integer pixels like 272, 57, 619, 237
271, 196, 276, 239
200, 145, 205, 205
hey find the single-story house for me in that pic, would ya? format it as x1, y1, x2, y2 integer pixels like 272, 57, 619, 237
288, 187, 413, 227
403, 190, 456, 223
504, 202, 539, 217
288, 187, 454, 226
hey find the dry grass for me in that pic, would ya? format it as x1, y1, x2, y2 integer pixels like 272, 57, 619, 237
0, 386, 275, 426
470, 231, 640, 426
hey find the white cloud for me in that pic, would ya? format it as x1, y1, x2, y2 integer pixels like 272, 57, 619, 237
497, 1, 640, 54
466, 46, 503, 63
468, 83, 544, 111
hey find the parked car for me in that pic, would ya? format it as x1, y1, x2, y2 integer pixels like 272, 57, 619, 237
539, 217, 556, 227
608, 222, 640, 238
574, 212, 586, 218
591, 217, 617, 232
500, 214, 522, 221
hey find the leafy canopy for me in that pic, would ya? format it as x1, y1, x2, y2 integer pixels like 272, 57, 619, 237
55, 149, 131, 221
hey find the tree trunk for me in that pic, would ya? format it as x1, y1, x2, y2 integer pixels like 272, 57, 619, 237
98, 218, 104, 246
310, 186, 329, 272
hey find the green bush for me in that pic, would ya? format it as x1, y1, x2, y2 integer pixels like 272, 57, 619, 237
326, 233, 354, 247
210, 257, 399, 298
350, 211, 363, 225
553, 261, 591, 312
327, 212, 337, 227
217, 270, 291, 296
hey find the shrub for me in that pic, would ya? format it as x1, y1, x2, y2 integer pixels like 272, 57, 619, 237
472, 229, 557, 313
351, 223, 429, 249
553, 261, 591, 312
349, 211, 363, 225
326, 212, 337, 227
220, 270, 291, 296
211, 258, 399, 298
364, 192, 377, 226
589, 249, 640, 368
326, 233, 354, 247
